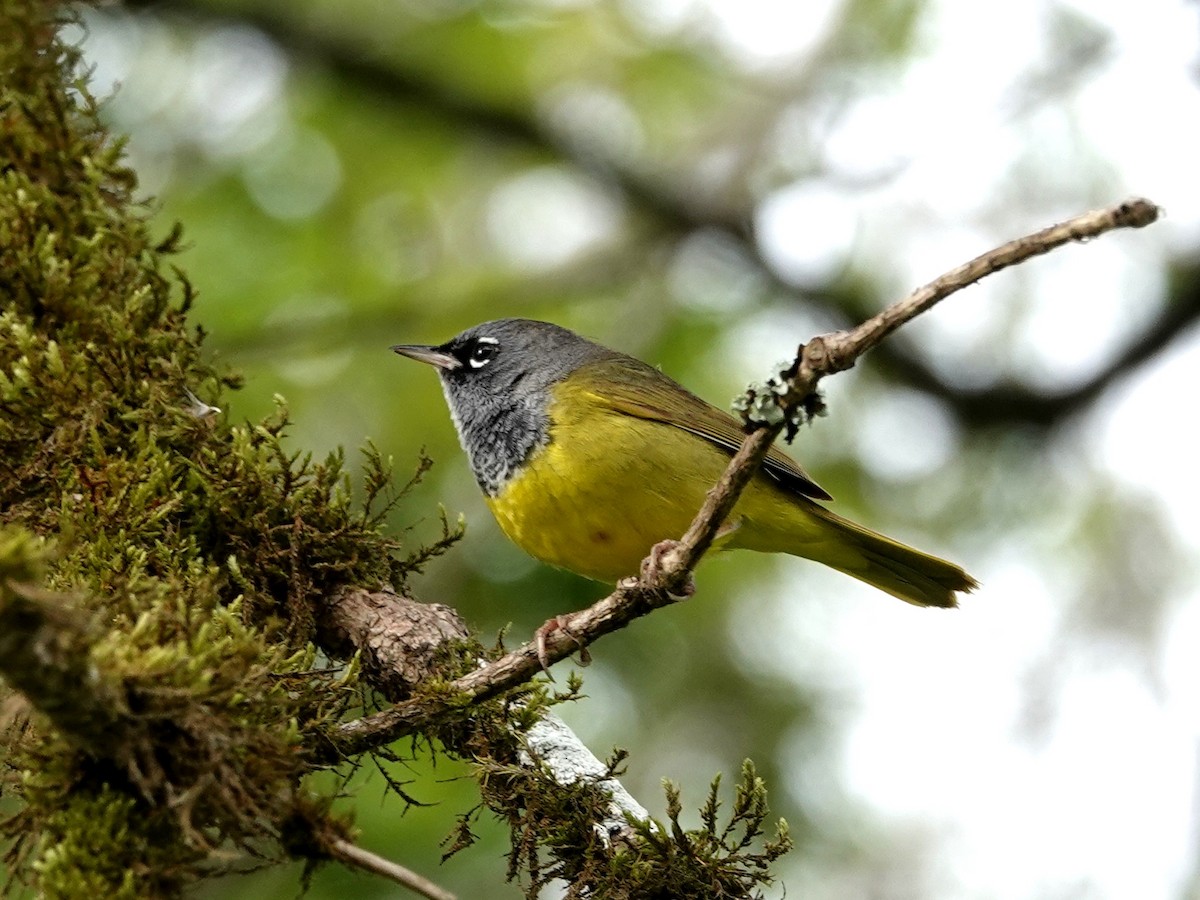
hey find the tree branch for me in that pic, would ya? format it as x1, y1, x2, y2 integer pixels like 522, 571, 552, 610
0, 556, 132, 755
519, 713, 651, 841
327, 838, 457, 900
788, 197, 1163, 377
315, 586, 656, 836
317, 585, 470, 700
330, 197, 1159, 757
889, 256, 1200, 428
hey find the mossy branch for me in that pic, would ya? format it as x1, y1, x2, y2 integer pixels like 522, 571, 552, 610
0, 5, 712, 897
0, 3, 457, 895
0, 531, 131, 753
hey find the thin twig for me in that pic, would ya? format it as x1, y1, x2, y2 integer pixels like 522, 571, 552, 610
331, 197, 1159, 757
797, 197, 1162, 378
328, 838, 457, 900
661, 197, 1160, 570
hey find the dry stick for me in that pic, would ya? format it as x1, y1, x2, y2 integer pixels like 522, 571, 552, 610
328, 838, 457, 900
799, 197, 1161, 378
661, 196, 1162, 572
333, 197, 1160, 758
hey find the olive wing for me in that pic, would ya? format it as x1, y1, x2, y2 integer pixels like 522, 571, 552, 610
576, 355, 832, 502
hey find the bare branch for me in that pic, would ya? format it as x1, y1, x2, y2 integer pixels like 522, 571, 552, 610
316, 586, 469, 700
315, 587, 656, 840
824, 197, 1162, 368
661, 199, 1159, 571
328, 838, 457, 900
331, 198, 1159, 756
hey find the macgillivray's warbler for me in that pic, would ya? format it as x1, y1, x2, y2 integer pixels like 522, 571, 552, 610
393, 318, 977, 608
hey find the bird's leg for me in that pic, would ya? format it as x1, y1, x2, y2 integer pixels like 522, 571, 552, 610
535, 613, 590, 673
638, 519, 742, 599
639, 540, 696, 600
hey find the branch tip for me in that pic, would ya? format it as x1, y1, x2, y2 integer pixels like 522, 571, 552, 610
328, 838, 457, 900
1113, 197, 1160, 229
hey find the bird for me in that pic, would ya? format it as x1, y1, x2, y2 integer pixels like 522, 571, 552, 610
392, 318, 977, 610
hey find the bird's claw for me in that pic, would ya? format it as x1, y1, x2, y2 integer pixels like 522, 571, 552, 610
534, 613, 590, 674
640, 539, 696, 599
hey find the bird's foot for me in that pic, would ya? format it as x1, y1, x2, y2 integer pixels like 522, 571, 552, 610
640, 539, 696, 600
535, 613, 590, 674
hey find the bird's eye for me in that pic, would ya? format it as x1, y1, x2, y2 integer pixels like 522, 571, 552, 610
468, 339, 498, 369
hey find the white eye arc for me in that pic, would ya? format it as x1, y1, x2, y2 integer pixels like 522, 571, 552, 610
468, 338, 499, 369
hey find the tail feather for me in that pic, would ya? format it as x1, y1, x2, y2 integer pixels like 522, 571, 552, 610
739, 504, 984, 609
785, 505, 978, 608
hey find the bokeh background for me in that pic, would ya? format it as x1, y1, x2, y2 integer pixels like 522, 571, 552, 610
69, 0, 1200, 897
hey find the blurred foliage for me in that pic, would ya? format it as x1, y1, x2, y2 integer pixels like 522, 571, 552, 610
19, 0, 1192, 896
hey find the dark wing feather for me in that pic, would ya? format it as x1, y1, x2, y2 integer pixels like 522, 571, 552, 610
576, 356, 832, 502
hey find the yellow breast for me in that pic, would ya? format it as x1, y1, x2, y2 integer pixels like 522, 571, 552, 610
484, 377, 809, 582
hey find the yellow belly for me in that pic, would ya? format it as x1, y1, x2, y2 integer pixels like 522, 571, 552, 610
481, 378, 975, 609
484, 382, 814, 582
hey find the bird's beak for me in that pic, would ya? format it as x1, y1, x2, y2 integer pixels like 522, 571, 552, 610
391, 344, 460, 370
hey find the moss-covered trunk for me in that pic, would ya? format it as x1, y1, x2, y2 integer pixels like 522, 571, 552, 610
0, 4, 791, 897
0, 3, 415, 894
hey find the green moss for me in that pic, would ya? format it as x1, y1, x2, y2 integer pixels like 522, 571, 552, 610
0, 3, 790, 896
30, 788, 197, 899
461, 751, 791, 899
0, 2, 453, 894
